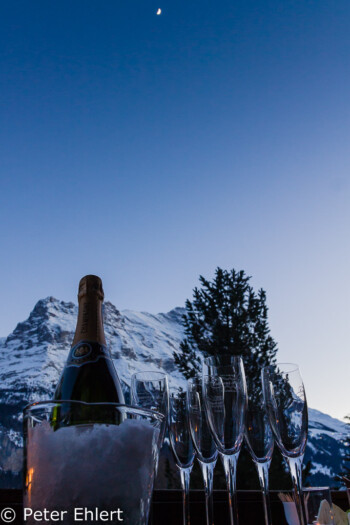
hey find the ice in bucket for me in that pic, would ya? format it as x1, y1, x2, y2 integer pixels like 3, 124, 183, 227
23, 401, 164, 525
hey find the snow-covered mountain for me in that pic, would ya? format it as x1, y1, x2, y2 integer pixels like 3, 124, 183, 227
0, 297, 348, 488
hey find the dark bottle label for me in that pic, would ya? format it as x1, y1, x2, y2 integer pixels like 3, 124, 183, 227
67, 341, 111, 367
54, 340, 124, 404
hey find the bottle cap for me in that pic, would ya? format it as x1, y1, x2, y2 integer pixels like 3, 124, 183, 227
78, 275, 104, 301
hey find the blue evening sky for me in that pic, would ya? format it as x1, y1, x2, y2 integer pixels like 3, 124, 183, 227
0, 0, 349, 419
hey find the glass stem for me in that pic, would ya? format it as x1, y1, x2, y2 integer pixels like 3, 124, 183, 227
180, 466, 192, 525
256, 461, 272, 525
287, 455, 307, 525
199, 459, 216, 525
221, 453, 239, 525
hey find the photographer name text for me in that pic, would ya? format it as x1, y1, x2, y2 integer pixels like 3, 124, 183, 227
24, 508, 124, 522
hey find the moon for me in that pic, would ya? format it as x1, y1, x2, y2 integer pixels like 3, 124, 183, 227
156, 8, 161, 15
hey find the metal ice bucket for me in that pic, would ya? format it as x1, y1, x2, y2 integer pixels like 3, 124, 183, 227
23, 401, 164, 525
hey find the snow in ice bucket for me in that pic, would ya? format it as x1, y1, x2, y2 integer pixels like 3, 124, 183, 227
23, 401, 164, 525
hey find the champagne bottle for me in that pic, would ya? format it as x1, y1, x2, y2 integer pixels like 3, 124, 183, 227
54, 275, 124, 408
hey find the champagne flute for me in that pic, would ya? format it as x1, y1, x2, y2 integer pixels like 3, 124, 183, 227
130, 371, 169, 444
262, 363, 308, 525
187, 377, 218, 525
130, 370, 169, 486
169, 389, 195, 525
203, 355, 247, 525
245, 382, 274, 525
130, 371, 169, 414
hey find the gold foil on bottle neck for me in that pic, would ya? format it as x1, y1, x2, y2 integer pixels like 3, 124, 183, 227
78, 275, 104, 301
73, 275, 106, 345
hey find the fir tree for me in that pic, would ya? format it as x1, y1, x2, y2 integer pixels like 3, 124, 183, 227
174, 267, 278, 380
173, 267, 297, 489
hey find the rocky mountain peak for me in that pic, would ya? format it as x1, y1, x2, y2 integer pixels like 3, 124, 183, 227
4, 297, 76, 350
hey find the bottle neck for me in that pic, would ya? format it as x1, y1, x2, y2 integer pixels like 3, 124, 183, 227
72, 295, 106, 346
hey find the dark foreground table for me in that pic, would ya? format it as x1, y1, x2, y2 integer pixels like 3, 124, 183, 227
0, 490, 348, 524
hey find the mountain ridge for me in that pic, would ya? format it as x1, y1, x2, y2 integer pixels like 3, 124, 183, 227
0, 297, 348, 488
